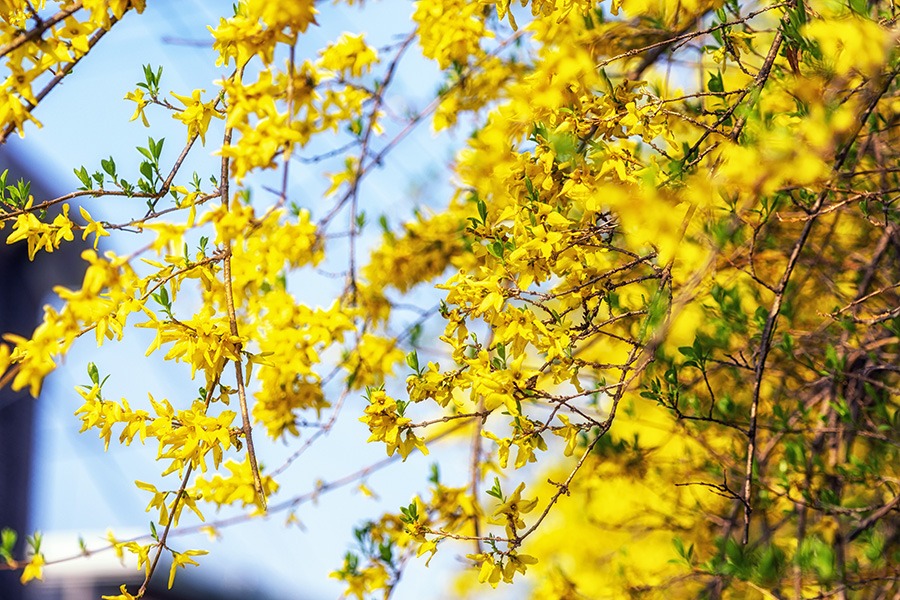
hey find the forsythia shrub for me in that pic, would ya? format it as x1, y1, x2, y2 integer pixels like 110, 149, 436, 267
0, 0, 898, 597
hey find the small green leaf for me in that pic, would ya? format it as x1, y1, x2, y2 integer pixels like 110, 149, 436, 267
137, 146, 154, 162
100, 157, 117, 180
707, 70, 724, 93
0, 528, 16, 562
428, 463, 440, 485
87, 362, 99, 385
406, 351, 420, 374
486, 477, 503, 500
74, 166, 92, 189
476, 198, 488, 225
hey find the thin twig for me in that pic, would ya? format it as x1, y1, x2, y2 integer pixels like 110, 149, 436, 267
217, 66, 267, 511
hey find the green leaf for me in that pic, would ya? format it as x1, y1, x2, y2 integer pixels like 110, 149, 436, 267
486, 477, 503, 499
26, 531, 41, 554
87, 362, 99, 385
137, 146, 154, 162
599, 67, 616, 98
428, 463, 440, 485
707, 70, 724, 94
524, 175, 535, 199
149, 137, 164, 160
74, 166, 92, 189
399, 501, 419, 524
100, 157, 117, 180
753, 544, 785, 585
406, 350, 420, 374
378, 541, 393, 563
476, 198, 488, 225
139, 161, 154, 181
0, 528, 16, 562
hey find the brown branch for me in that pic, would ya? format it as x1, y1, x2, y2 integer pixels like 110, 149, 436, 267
267, 386, 352, 479
137, 463, 194, 598
848, 493, 900, 541
740, 59, 900, 545
516, 341, 644, 545
469, 398, 485, 554
319, 27, 528, 231
217, 66, 266, 511
1, 18, 115, 143
596, 3, 789, 74
728, 25, 784, 142
0, 1, 84, 58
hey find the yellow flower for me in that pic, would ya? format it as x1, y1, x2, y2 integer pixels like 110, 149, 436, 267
491, 482, 538, 538
124, 89, 150, 126
554, 414, 580, 457
57, 17, 91, 56
5, 198, 46, 260
102, 585, 137, 600
79, 207, 109, 250
167, 549, 208, 588
466, 552, 502, 588
359, 389, 428, 459
170, 89, 222, 144
19, 553, 44, 584
318, 34, 378, 78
